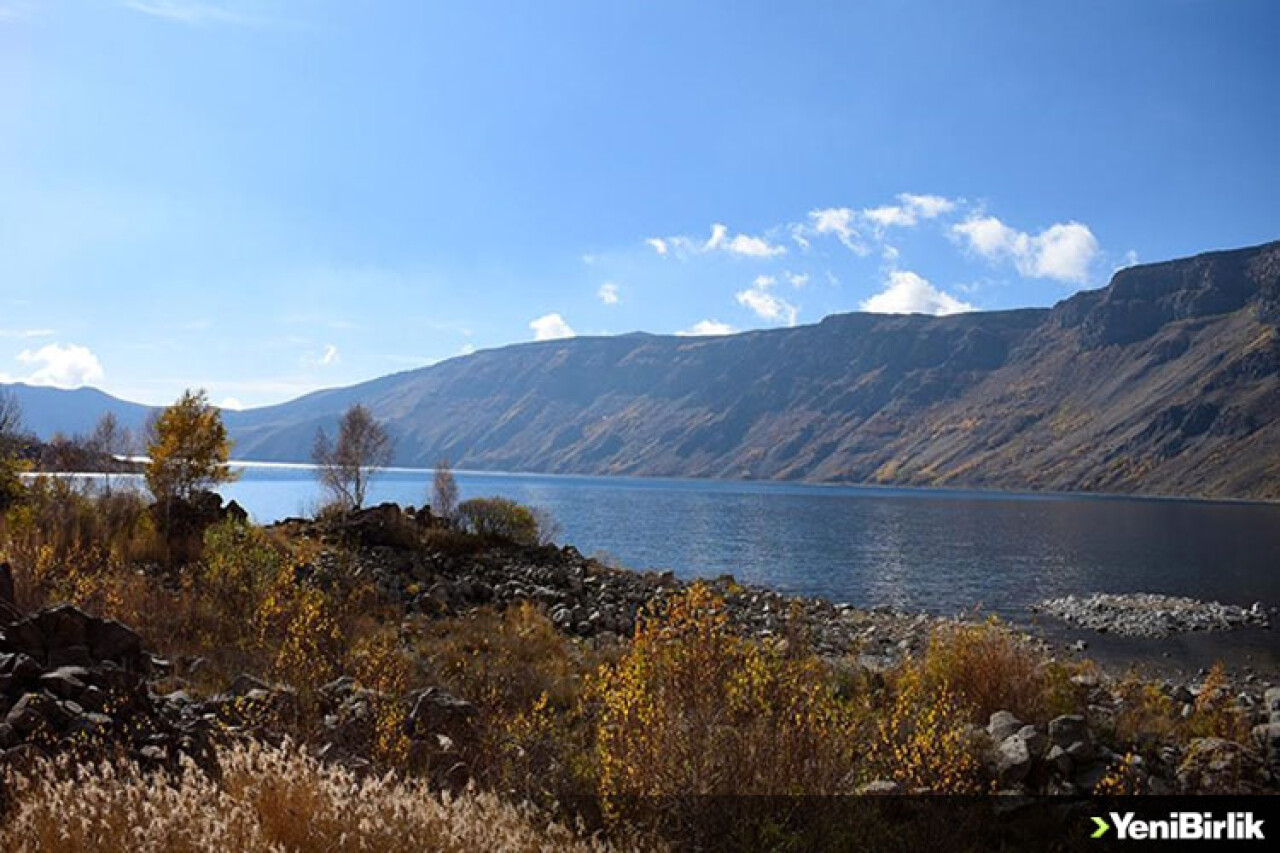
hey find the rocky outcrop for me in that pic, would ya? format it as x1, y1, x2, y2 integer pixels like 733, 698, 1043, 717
982, 708, 1276, 795
0, 605, 212, 773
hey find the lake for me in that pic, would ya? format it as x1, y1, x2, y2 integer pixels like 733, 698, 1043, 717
215, 465, 1280, 672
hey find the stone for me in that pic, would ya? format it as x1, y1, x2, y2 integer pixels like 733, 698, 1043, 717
995, 734, 1033, 785
1048, 715, 1090, 749
1265, 687, 1280, 724
856, 780, 903, 795
67, 712, 114, 738
407, 687, 477, 741
229, 673, 271, 697
48, 645, 95, 668
1066, 740, 1095, 764
1074, 761, 1109, 793
988, 710, 1024, 744
0, 561, 14, 613
1016, 724, 1047, 757
87, 619, 144, 665
1177, 737, 1264, 794
1046, 744, 1073, 776
6, 692, 58, 735
39, 666, 89, 699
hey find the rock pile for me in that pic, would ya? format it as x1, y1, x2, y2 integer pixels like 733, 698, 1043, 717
1036, 593, 1271, 637
0, 605, 212, 773
984, 708, 1278, 794
985, 711, 1120, 793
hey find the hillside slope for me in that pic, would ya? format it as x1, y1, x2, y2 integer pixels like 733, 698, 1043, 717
225, 240, 1280, 500
7, 241, 1276, 499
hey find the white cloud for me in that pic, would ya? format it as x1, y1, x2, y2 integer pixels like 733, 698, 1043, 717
735, 275, 799, 326
807, 207, 866, 254
645, 237, 669, 256
319, 343, 340, 366
530, 313, 576, 341
862, 205, 915, 229
863, 193, 957, 231
1114, 249, 1139, 274
219, 396, 245, 410
860, 270, 974, 316
678, 319, 736, 337
122, 1, 254, 26
898, 193, 957, 219
952, 215, 1099, 284
459, 343, 477, 356
784, 271, 809, 288
0, 328, 54, 339
13, 343, 105, 388
597, 282, 620, 305
706, 223, 786, 258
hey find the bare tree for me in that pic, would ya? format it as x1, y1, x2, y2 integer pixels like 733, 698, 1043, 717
90, 411, 133, 493
312, 404, 394, 511
0, 390, 24, 457
431, 457, 459, 524
0, 391, 26, 509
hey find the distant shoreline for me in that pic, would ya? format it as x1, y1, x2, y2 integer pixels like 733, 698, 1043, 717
27, 460, 1280, 509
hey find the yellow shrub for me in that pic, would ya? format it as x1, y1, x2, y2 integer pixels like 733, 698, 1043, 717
590, 583, 860, 800
1187, 661, 1250, 742
1109, 672, 1178, 754
1094, 752, 1147, 795
920, 618, 1083, 724
869, 665, 983, 793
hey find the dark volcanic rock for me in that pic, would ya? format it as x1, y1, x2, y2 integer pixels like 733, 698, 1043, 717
0, 605, 211, 772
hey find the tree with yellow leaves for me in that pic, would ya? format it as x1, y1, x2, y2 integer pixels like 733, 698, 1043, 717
144, 389, 238, 503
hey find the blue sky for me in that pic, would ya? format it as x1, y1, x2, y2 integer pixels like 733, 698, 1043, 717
1, 0, 1277, 408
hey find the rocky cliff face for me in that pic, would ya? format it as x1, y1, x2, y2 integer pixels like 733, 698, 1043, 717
225, 240, 1279, 500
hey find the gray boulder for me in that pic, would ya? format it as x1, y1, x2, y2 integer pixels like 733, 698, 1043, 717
995, 734, 1033, 785
988, 710, 1024, 744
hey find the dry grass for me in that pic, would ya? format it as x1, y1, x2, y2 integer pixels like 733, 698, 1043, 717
918, 617, 1086, 725
409, 603, 610, 804
0, 742, 616, 853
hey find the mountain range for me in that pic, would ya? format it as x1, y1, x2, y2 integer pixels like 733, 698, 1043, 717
6, 240, 1278, 500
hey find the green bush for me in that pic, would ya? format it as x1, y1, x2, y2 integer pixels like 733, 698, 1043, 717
457, 497, 541, 545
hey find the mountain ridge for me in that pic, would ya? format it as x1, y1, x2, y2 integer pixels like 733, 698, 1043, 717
6, 239, 1278, 500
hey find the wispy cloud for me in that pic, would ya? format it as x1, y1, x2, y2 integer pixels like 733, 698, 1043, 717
646, 223, 787, 260
597, 282, 620, 305
735, 275, 799, 326
0, 328, 55, 339
123, 0, 258, 27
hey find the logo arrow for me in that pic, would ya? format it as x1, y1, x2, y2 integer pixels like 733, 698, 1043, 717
1091, 816, 1111, 838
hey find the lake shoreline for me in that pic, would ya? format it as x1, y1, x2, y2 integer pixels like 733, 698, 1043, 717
219, 459, 1280, 508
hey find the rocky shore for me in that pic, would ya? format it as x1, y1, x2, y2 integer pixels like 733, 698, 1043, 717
1036, 593, 1272, 638
5, 502, 1280, 797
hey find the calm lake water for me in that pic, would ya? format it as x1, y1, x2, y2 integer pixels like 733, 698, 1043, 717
214, 465, 1280, 672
